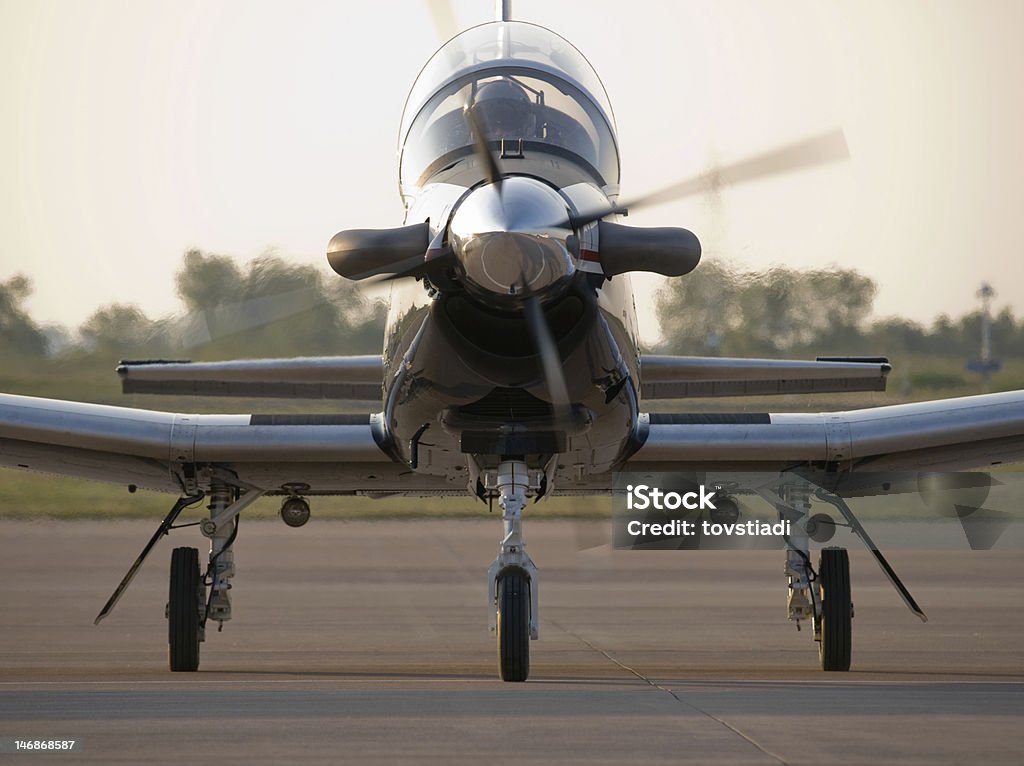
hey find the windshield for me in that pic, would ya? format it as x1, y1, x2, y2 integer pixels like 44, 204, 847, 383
399, 21, 619, 192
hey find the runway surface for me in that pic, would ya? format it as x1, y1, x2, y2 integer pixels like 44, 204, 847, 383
1, 519, 1022, 764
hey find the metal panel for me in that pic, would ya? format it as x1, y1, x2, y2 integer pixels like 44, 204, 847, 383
191, 422, 386, 463
626, 390, 1024, 473
630, 419, 828, 464
0, 393, 181, 459
0, 393, 398, 492
0, 438, 181, 493
118, 356, 383, 400
640, 355, 889, 399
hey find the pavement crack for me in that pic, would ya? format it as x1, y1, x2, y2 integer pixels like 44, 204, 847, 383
549, 619, 790, 766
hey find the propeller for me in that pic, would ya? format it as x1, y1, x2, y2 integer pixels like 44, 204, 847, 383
425, 0, 460, 44
341, 123, 850, 287
379, 88, 574, 422
361, 95, 509, 286
566, 128, 850, 228
517, 268, 573, 426
464, 102, 505, 193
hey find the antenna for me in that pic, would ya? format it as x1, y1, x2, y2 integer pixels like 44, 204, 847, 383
495, 0, 512, 59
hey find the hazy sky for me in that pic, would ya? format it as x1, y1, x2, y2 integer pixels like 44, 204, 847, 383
1, 0, 1022, 344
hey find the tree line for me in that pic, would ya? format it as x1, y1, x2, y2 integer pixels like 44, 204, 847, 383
1, 253, 1020, 367
655, 261, 1021, 361
0, 250, 386, 361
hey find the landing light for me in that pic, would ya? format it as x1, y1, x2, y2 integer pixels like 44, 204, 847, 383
707, 495, 740, 525
806, 513, 837, 543
280, 497, 311, 527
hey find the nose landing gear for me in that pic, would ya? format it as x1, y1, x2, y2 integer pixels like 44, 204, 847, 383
485, 460, 541, 682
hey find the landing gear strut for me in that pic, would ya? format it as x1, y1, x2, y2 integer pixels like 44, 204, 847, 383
169, 483, 262, 670
200, 485, 239, 630
770, 481, 853, 671
486, 460, 540, 682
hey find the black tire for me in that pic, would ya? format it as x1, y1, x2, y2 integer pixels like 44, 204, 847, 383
496, 568, 530, 682
818, 547, 852, 671
168, 547, 201, 672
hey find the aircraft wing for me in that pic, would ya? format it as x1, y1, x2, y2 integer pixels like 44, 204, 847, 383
117, 355, 383, 400
640, 355, 890, 398
0, 393, 453, 496
626, 390, 1024, 474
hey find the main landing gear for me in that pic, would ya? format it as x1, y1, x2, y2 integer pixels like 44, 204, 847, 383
94, 481, 265, 672
772, 483, 853, 671
165, 485, 250, 671
768, 480, 926, 672
485, 460, 541, 682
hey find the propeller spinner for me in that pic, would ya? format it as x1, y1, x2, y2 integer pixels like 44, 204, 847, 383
448, 178, 575, 303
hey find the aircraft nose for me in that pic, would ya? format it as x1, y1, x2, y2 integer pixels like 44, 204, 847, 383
449, 177, 575, 300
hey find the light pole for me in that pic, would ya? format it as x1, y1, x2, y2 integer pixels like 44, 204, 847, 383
972, 282, 998, 392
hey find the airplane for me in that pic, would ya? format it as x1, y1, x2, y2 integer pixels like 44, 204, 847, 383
2, 3, 1023, 682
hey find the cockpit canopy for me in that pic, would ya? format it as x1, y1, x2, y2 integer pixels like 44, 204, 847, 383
399, 22, 620, 195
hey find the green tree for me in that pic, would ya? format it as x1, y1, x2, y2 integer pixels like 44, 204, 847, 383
655, 261, 743, 355
991, 308, 1024, 357
79, 303, 172, 357
176, 249, 245, 316
867, 317, 928, 356
656, 263, 877, 357
174, 249, 385, 357
0, 274, 48, 357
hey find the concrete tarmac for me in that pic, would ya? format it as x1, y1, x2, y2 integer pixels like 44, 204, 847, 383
1, 519, 1022, 764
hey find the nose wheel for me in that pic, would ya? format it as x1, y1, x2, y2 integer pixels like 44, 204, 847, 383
496, 567, 531, 682
486, 460, 541, 682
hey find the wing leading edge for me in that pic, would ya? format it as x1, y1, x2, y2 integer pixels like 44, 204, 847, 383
0, 393, 455, 496
4, 387, 1024, 496
627, 389, 1024, 473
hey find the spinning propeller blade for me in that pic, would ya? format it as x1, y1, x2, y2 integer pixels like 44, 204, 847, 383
375, 101, 507, 285
518, 269, 573, 426
425, 0, 460, 45
568, 128, 850, 228
464, 104, 505, 193
364, 246, 458, 284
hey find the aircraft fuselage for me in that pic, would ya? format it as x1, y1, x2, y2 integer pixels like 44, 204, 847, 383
375, 21, 643, 489
382, 253, 641, 484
